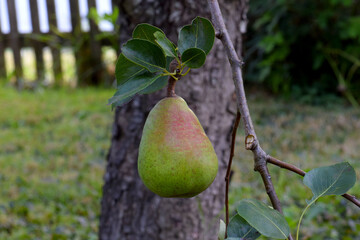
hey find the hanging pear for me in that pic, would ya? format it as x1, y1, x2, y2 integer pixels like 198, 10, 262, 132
138, 96, 218, 198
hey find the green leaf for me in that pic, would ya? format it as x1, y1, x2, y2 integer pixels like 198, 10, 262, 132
133, 23, 165, 44
237, 199, 290, 239
115, 54, 146, 86
218, 219, 226, 240
165, 56, 175, 71
138, 75, 167, 94
122, 39, 166, 73
296, 162, 356, 239
111, 96, 134, 110
227, 214, 261, 240
154, 31, 178, 58
139, 56, 173, 94
304, 162, 356, 201
108, 72, 162, 106
181, 48, 206, 69
178, 17, 215, 55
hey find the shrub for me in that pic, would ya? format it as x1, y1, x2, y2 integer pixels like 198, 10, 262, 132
245, 0, 360, 106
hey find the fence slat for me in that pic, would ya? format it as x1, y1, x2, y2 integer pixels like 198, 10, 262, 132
29, 0, 45, 83
69, 0, 81, 84
6, 0, 23, 88
69, 0, 81, 34
86, 0, 103, 85
46, 0, 63, 86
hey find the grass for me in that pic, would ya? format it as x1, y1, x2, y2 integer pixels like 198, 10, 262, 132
0, 87, 114, 239
0, 86, 359, 239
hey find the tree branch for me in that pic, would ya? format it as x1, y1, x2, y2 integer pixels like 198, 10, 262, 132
207, 0, 280, 211
208, 1, 293, 239
267, 155, 360, 208
225, 111, 241, 237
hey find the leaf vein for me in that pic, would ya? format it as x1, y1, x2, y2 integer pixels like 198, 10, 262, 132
246, 200, 287, 237
183, 52, 202, 65
141, 28, 150, 40
121, 69, 145, 84
128, 55, 164, 71
315, 164, 347, 199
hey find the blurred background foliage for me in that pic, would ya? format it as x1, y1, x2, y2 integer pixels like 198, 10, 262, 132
245, 0, 360, 106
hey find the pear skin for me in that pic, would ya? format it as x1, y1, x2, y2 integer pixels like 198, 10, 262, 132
138, 96, 218, 198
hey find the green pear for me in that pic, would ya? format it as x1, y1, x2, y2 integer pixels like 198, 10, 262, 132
138, 96, 218, 198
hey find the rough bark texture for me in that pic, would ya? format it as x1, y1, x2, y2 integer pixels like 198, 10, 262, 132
99, 1, 247, 239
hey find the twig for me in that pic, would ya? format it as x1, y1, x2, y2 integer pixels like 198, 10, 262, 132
267, 155, 360, 208
208, 1, 293, 239
225, 111, 241, 237
342, 194, 360, 208
267, 156, 306, 176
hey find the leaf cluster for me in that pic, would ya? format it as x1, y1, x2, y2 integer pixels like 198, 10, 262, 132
109, 17, 215, 108
219, 162, 356, 240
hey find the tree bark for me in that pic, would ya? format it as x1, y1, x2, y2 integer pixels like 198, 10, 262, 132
99, 1, 247, 239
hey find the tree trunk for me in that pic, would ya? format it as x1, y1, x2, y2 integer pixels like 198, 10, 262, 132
99, 1, 248, 239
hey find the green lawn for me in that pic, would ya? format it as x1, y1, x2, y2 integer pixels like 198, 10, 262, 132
0, 87, 114, 239
0, 87, 359, 239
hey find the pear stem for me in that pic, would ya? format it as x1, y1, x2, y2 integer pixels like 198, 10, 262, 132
167, 76, 177, 97
167, 59, 181, 98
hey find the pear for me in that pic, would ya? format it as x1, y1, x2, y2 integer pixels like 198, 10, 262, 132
138, 96, 218, 198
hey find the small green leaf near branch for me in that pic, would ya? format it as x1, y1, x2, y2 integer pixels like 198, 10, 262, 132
138, 75, 168, 94
296, 162, 356, 240
115, 54, 147, 86
227, 214, 260, 240
181, 48, 206, 69
122, 39, 166, 73
304, 162, 356, 201
133, 23, 166, 44
237, 199, 290, 239
154, 31, 178, 59
108, 72, 162, 107
178, 17, 215, 55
